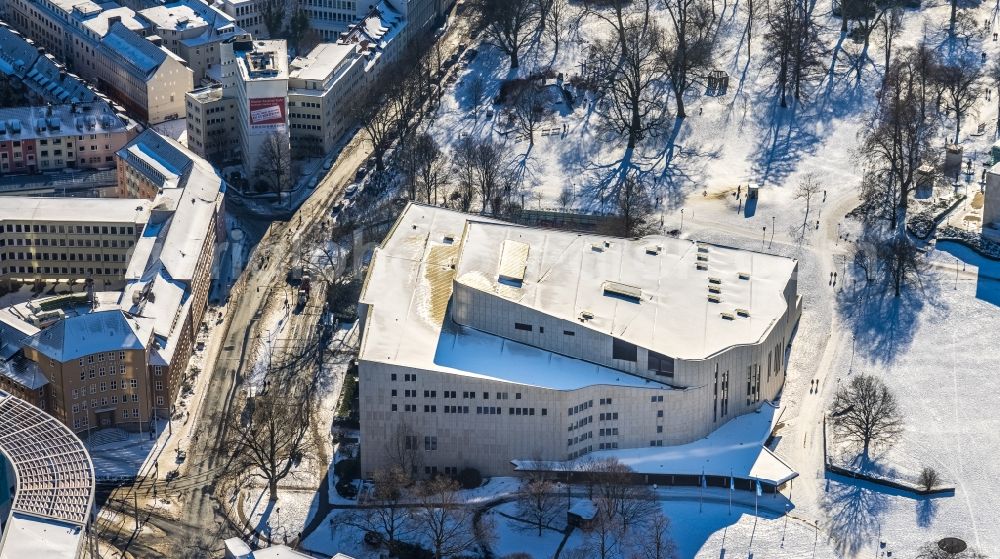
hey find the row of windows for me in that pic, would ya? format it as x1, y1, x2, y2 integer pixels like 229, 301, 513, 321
0, 265, 123, 276
392, 389, 521, 400
567, 431, 593, 446
72, 393, 140, 411
3, 251, 129, 262
2, 224, 135, 235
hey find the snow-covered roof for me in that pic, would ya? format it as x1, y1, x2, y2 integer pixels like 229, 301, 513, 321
512, 402, 797, 486
235, 40, 288, 81
0, 391, 94, 559
0, 103, 133, 141
0, 313, 37, 361
22, 310, 153, 362
360, 204, 796, 389
0, 354, 47, 390
568, 499, 597, 520
100, 22, 170, 78
0, 25, 99, 105
0, 196, 150, 224
454, 222, 797, 361
82, 6, 147, 37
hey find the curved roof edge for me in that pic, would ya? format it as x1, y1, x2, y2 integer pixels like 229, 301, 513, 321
0, 390, 94, 559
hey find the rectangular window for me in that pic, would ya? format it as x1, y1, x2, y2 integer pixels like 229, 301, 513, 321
514, 322, 533, 332
424, 436, 437, 451
648, 350, 675, 377
612, 338, 637, 362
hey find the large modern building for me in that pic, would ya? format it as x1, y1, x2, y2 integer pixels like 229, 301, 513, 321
0, 129, 224, 437
357, 204, 802, 478
0, 390, 95, 559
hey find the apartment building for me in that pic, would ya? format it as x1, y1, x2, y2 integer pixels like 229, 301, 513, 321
213, 0, 266, 37
4, 0, 231, 124
184, 84, 237, 162
357, 204, 803, 478
0, 129, 224, 436
223, 37, 289, 189
287, 3, 404, 155
0, 23, 103, 106
0, 103, 139, 175
137, 0, 241, 83
0, 197, 150, 288
95, 24, 194, 123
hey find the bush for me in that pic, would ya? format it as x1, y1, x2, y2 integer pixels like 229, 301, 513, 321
335, 478, 358, 499
918, 467, 939, 491
457, 467, 482, 490
334, 457, 360, 481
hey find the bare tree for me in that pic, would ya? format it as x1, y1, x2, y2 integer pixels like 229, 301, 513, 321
762, 0, 824, 107
474, 0, 540, 71
542, 0, 569, 56
795, 173, 822, 223
852, 233, 881, 283
353, 86, 398, 173
384, 423, 423, 478
939, 55, 983, 143
341, 466, 413, 552
917, 467, 939, 491
831, 374, 904, 458
580, 501, 622, 559
254, 131, 292, 195
590, 2, 669, 149
508, 83, 546, 145
515, 477, 565, 536
878, 234, 923, 296
558, 183, 576, 210
630, 512, 677, 559
413, 477, 492, 559
580, 458, 658, 533
468, 74, 488, 117
225, 376, 312, 501
451, 137, 479, 212
610, 171, 655, 237
660, 0, 717, 117
858, 51, 937, 231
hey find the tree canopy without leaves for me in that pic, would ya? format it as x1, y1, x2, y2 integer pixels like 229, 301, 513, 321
831, 374, 904, 457
413, 477, 492, 559
225, 375, 312, 502
341, 466, 413, 552
515, 477, 565, 536
762, 0, 824, 107
254, 131, 292, 195
474, 0, 539, 70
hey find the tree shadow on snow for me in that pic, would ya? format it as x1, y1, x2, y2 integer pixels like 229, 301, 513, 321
834, 270, 944, 366
820, 478, 888, 557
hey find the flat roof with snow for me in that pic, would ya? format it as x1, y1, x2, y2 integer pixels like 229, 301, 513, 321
454, 221, 798, 361
0, 197, 150, 224
360, 204, 798, 390
512, 402, 796, 486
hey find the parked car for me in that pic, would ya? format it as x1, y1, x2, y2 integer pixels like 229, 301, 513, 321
355, 166, 367, 180
323, 158, 333, 170
175, 450, 187, 464
344, 184, 360, 198
309, 177, 319, 189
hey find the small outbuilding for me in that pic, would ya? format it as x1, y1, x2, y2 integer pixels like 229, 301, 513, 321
567, 499, 599, 528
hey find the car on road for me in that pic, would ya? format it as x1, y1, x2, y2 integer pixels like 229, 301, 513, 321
323, 158, 333, 170
344, 184, 361, 198
175, 450, 187, 464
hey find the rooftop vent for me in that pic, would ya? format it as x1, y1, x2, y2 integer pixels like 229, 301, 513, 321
697, 254, 708, 262
497, 239, 529, 287
645, 245, 661, 255
708, 277, 722, 285
708, 294, 721, 303
442, 235, 455, 244
696, 263, 708, 271
736, 308, 750, 318
720, 312, 735, 320
697, 245, 709, 253
579, 310, 595, 321
603, 281, 642, 303
708, 285, 721, 294
591, 243, 604, 252
738, 272, 751, 280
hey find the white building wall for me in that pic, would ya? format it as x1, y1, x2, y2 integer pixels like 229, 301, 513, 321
146, 55, 195, 124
